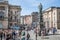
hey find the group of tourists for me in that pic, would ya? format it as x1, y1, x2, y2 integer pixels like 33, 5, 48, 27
41, 27, 57, 36
0, 29, 31, 40
0, 29, 22, 40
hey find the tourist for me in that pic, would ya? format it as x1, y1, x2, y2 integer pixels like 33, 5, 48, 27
27, 33, 30, 40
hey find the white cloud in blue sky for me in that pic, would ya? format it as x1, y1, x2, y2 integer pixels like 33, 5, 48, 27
8, 0, 60, 15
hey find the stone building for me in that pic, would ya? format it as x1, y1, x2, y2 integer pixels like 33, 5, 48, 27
24, 15, 32, 27
24, 15, 32, 25
43, 7, 60, 29
8, 5, 21, 28
31, 12, 39, 27
0, 0, 21, 29
20, 16, 24, 25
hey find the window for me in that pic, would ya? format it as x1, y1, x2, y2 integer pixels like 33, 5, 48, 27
0, 22, 3, 28
15, 11, 16, 14
15, 11, 18, 15
15, 16, 17, 21
10, 11, 13, 14
0, 6, 5, 10
54, 23, 55, 25
0, 11, 4, 19
10, 23, 12, 26
59, 12, 60, 15
14, 23, 17, 26
10, 16, 12, 20
15, 16, 17, 19
54, 13, 55, 15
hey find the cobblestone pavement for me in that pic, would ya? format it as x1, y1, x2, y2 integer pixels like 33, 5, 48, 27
37, 35, 60, 40
28, 30, 60, 40
1, 30, 60, 40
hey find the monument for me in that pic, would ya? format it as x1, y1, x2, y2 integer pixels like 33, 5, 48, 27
38, 3, 44, 36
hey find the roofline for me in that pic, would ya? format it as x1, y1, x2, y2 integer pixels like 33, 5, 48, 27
0, 2, 8, 5
43, 6, 60, 13
0, 2, 22, 10
9, 4, 22, 10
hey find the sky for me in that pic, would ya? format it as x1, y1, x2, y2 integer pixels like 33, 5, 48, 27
8, 0, 60, 16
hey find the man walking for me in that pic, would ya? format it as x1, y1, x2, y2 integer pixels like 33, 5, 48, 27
27, 33, 30, 40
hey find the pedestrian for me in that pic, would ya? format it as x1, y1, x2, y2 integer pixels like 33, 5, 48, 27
3, 31, 5, 38
6, 33, 10, 40
46, 29, 49, 36
0, 30, 3, 40
19, 31, 21, 36
36, 32, 37, 40
27, 33, 30, 40
53, 27, 57, 35
6, 33, 12, 40
19, 31, 22, 40
12, 31, 16, 40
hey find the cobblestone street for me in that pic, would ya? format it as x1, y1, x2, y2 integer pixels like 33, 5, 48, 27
37, 35, 60, 40
0, 30, 60, 40
28, 30, 60, 40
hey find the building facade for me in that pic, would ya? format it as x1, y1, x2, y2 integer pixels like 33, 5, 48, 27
21, 12, 39, 28
0, 0, 21, 29
24, 15, 32, 27
31, 12, 39, 27
20, 16, 24, 25
8, 5, 21, 28
43, 7, 60, 29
